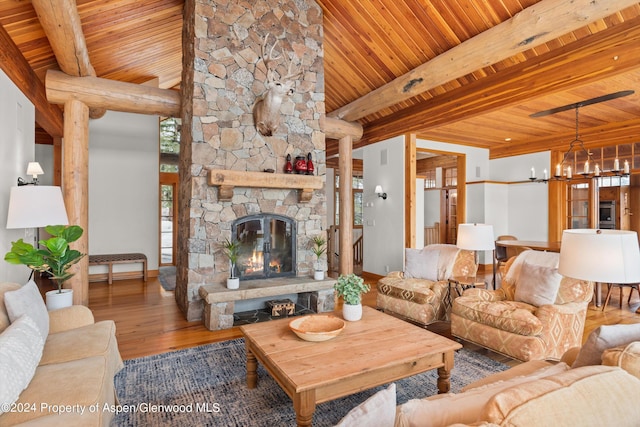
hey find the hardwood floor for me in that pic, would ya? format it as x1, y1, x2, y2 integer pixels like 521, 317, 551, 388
85, 274, 640, 365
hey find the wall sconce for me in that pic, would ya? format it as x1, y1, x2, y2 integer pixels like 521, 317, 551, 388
17, 162, 44, 186
374, 185, 387, 200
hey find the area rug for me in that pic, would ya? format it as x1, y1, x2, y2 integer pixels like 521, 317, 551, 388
158, 266, 176, 291
112, 338, 508, 426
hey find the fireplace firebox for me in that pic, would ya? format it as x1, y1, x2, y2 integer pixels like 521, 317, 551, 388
232, 214, 296, 280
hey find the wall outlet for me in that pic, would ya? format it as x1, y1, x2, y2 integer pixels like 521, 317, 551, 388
385, 265, 390, 273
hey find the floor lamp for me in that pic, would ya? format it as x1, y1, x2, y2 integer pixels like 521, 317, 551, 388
456, 223, 495, 286
558, 229, 640, 312
6, 185, 69, 279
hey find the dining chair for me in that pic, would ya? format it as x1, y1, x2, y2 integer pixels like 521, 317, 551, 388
494, 235, 519, 284
601, 283, 640, 311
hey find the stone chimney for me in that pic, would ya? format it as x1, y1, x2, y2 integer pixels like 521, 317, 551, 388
177, 0, 326, 321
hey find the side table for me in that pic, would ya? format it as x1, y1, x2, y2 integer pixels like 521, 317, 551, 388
444, 276, 486, 319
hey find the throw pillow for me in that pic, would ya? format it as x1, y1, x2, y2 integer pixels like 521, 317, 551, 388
334, 383, 396, 427
0, 283, 22, 334
404, 248, 439, 281
573, 323, 640, 368
4, 280, 49, 339
0, 315, 45, 414
395, 362, 569, 427
513, 262, 562, 306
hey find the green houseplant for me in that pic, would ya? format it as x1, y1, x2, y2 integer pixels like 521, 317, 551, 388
334, 273, 370, 321
5, 224, 84, 309
311, 235, 327, 280
221, 238, 241, 289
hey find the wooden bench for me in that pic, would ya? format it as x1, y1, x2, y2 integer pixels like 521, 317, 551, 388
89, 253, 148, 284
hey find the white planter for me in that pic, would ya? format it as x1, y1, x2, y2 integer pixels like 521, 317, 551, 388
226, 277, 240, 289
342, 303, 363, 321
45, 289, 73, 311
314, 270, 325, 280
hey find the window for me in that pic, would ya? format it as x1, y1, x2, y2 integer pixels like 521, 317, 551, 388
444, 167, 457, 187
424, 169, 436, 189
160, 117, 180, 173
334, 174, 363, 226
567, 182, 590, 229
159, 117, 180, 266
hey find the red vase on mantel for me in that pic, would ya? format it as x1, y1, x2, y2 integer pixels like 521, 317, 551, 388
306, 152, 314, 175
294, 156, 307, 174
284, 154, 293, 174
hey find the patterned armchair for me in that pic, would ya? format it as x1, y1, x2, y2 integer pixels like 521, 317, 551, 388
451, 250, 593, 361
377, 244, 476, 326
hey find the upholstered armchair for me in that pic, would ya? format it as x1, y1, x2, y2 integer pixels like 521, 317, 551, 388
377, 244, 476, 326
451, 250, 593, 361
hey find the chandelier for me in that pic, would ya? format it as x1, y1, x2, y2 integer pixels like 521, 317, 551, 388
528, 90, 634, 183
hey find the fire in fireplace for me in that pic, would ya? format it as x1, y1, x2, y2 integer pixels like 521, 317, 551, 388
232, 214, 296, 279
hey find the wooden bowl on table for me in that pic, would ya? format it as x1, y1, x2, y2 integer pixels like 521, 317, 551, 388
289, 314, 346, 342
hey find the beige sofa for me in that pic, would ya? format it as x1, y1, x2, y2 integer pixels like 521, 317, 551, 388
394, 323, 640, 427
0, 281, 124, 426
451, 250, 593, 361
377, 244, 476, 326
335, 323, 640, 427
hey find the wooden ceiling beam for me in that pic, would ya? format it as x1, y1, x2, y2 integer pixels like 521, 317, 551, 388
321, 116, 363, 140
327, 0, 639, 122
46, 70, 180, 116
363, 15, 640, 147
491, 117, 640, 159
0, 24, 63, 138
32, 0, 106, 119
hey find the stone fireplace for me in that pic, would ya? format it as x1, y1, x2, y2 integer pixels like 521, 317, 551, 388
176, 0, 327, 321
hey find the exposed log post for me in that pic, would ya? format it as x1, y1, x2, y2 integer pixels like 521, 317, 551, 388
321, 116, 363, 140
328, 0, 640, 121
338, 135, 354, 275
46, 70, 181, 116
62, 99, 90, 306
31, 0, 106, 119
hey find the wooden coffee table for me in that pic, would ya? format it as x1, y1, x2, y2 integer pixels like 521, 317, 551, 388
240, 306, 462, 426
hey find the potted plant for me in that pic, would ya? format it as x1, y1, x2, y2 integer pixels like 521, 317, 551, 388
4, 224, 84, 310
334, 273, 370, 321
221, 238, 240, 289
311, 235, 326, 280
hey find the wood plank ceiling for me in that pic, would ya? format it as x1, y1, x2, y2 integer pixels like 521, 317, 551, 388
1, 0, 639, 160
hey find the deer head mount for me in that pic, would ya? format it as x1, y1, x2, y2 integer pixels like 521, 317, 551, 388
254, 34, 303, 136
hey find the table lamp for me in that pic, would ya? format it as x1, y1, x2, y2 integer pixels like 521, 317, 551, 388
456, 223, 495, 283
559, 229, 640, 284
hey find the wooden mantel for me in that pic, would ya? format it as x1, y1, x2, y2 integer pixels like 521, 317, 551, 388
207, 169, 324, 202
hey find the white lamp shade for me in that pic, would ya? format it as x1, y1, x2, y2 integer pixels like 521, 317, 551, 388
26, 162, 44, 177
559, 229, 640, 283
457, 223, 495, 250
374, 185, 383, 194
6, 186, 69, 229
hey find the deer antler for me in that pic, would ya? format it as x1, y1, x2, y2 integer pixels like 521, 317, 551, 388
261, 33, 281, 75
282, 51, 304, 81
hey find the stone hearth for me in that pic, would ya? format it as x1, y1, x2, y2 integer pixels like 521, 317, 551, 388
199, 276, 335, 330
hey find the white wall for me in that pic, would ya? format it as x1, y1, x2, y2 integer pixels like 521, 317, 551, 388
0, 69, 36, 283
362, 136, 405, 275
490, 152, 549, 240
424, 190, 440, 226
88, 111, 160, 274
